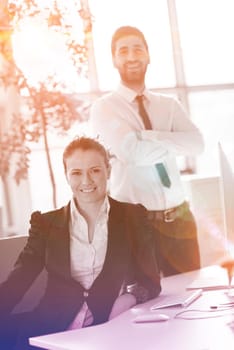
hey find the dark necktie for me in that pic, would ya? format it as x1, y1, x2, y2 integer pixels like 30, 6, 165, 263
135, 95, 171, 188
135, 95, 152, 130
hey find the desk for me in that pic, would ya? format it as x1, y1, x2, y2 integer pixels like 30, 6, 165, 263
30, 266, 234, 350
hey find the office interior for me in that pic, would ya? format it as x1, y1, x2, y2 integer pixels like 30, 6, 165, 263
0, 0, 234, 270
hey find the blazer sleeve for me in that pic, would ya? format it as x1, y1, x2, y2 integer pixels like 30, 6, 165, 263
0, 211, 46, 315
125, 204, 161, 302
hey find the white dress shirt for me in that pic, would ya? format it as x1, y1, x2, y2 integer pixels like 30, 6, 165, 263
90, 83, 204, 210
68, 196, 110, 329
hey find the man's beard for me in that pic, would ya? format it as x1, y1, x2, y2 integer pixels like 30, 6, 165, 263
119, 67, 146, 86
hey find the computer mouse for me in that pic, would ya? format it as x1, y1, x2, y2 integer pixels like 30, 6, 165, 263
133, 313, 170, 323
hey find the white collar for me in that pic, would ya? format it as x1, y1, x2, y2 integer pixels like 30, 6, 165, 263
116, 82, 150, 103
70, 196, 110, 223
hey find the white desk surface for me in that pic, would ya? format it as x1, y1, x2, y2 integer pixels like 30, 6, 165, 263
30, 266, 234, 350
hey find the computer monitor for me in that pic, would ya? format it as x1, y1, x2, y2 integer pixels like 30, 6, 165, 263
218, 142, 234, 253
186, 145, 234, 291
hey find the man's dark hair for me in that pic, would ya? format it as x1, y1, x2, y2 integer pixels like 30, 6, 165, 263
63, 136, 110, 171
111, 26, 148, 56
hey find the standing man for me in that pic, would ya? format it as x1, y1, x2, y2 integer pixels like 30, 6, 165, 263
90, 26, 204, 276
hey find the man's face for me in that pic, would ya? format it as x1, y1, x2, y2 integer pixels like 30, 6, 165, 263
65, 149, 110, 206
112, 35, 150, 86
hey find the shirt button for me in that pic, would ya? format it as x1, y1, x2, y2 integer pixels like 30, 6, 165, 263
83, 291, 89, 298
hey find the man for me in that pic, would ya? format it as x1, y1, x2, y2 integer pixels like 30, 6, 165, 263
90, 26, 205, 277
0, 136, 161, 350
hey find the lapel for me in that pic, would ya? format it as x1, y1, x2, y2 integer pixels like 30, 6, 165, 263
106, 197, 126, 265
45, 203, 71, 279
91, 197, 128, 287
87, 197, 131, 323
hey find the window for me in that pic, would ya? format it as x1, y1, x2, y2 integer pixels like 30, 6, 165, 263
188, 89, 234, 175
2, 0, 234, 235
176, 0, 234, 85
89, 0, 176, 90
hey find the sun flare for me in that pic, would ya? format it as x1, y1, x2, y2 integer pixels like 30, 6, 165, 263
11, 14, 88, 92
12, 19, 68, 83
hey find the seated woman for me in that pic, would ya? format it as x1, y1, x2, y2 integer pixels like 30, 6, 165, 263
0, 136, 161, 350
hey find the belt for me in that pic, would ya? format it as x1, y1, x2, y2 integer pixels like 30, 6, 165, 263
148, 201, 188, 223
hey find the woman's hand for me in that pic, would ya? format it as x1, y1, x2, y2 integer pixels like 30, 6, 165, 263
108, 293, 137, 320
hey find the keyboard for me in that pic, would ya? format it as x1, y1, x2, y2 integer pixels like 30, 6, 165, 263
151, 289, 202, 310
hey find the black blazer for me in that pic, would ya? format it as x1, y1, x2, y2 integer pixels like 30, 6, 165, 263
0, 197, 161, 336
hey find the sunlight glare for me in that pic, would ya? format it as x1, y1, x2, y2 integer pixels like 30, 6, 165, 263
12, 17, 88, 91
